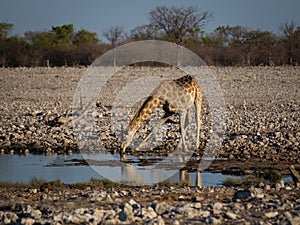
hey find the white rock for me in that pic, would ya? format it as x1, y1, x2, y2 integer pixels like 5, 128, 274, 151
264, 211, 278, 218
225, 211, 238, 220
93, 209, 104, 221
142, 207, 157, 219
213, 202, 223, 214
192, 202, 202, 209
30, 209, 42, 219
21, 218, 35, 225
153, 202, 170, 215
199, 210, 211, 218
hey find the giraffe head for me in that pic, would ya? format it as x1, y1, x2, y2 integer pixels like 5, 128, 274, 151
121, 129, 135, 153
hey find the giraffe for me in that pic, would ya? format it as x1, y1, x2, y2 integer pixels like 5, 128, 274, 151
121, 74, 203, 155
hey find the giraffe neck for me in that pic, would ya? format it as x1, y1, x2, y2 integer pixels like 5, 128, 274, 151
128, 95, 158, 133
123, 96, 161, 151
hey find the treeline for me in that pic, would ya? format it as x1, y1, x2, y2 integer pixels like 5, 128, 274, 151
0, 23, 110, 67
0, 6, 299, 67
188, 24, 300, 66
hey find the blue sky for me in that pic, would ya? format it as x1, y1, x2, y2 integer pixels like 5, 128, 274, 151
1, 0, 299, 41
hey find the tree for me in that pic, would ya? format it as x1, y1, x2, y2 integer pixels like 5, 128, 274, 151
209, 25, 248, 47
280, 21, 300, 64
2, 36, 31, 66
73, 29, 101, 66
24, 30, 55, 47
0, 22, 13, 38
129, 24, 158, 41
102, 25, 124, 46
52, 24, 75, 45
148, 5, 212, 45
73, 29, 99, 46
242, 30, 277, 65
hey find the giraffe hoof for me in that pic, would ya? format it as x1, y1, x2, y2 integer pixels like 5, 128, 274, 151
120, 151, 127, 162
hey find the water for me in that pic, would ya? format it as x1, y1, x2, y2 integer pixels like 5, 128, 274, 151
0, 154, 290, 186
0, 154, 100, 184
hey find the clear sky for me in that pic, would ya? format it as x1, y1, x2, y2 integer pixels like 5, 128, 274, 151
1, 0, 299, 41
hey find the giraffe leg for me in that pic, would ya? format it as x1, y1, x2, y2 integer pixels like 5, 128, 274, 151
120, 153, 127, 162
137, 113, 173, 150
140, 109, 190, 152
178, 108, 192, 148
179, 111, 187, 151
195, 99, 202, 150
186, 108, 192, 128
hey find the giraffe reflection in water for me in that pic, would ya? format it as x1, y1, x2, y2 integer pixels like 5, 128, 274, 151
120, 163, 203, 187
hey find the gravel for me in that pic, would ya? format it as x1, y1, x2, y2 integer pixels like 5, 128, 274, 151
0, 182, 299, 224
0, 66, 299, 164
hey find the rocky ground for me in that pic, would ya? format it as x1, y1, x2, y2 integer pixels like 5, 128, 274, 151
0, 66, 299, 170
0, 180, 300, 225
0, 66, 300, 224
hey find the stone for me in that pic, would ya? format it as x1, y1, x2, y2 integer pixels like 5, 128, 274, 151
156, 216, 165, 225
146, 216, 165, 225
128, 199, 139, 206
74, 208, 88, 215
93, 209, 105, 220
258, 182, 265, 188
23, 204, 33, 214
29, 188, 38, 194
284, 211, 293, 220
246, 203, 254, 212
206, 216, 222, 224
104, 218, 118, 224
123, 202, 133, 214
275, 182, 283, 191
4, 212, 19, 223
152, 202, 170, 215
103, 194, 113, 203
21, 217, 36, 225
213, 202, 223, 209
225, 211, 238, 220
53, 212, 64, 222
289, 217, 300, 225
233, 189, 251, 201
265, 184, 271, 191
192, 202, 202, 209
199, 210, 211, 218
65, 215, 80, 224
212, 202, 223, 214
173, 220, 180, 225
30, 209, 42, 219
142, 207, 157, 219
105, 209, 116, 219
251, 187, 264, 199
264, 211, 278, 218
192, 196, 204, 202
186, 208, 197, 218
128, 199, 140, 211
178, 195, 185, 201
118, 210, 127, 222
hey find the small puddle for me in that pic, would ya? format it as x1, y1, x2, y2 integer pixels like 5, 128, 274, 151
0, 154, 292, 186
